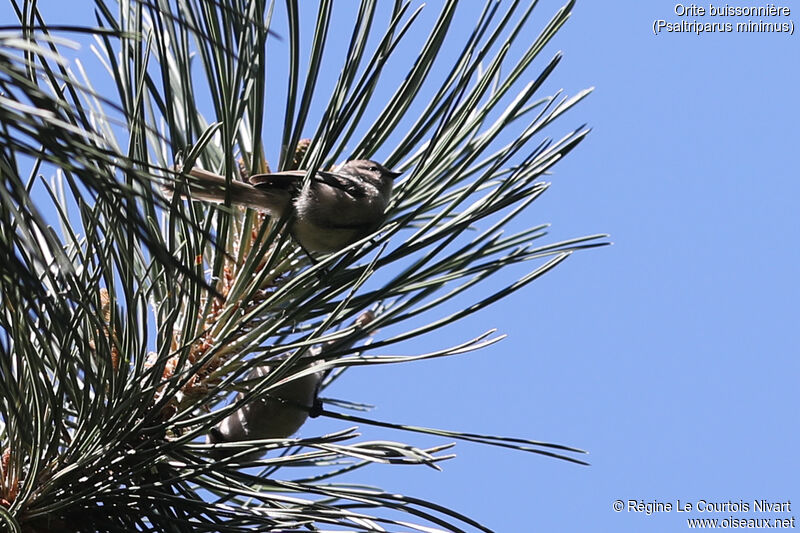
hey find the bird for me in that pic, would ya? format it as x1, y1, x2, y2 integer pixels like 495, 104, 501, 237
172, 160, 401, 255
205, 310, 376, 460
206, 362, 324, 460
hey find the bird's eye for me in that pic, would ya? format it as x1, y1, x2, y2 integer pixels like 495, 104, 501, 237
369, 166, 379, 172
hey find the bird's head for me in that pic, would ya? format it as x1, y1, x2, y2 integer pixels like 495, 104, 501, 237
339, 159, 402, 188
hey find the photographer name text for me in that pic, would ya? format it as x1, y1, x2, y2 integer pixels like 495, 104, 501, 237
623, 499, 791, 515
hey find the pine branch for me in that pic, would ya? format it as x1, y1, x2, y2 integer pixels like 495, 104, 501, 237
0, 0, 605, 530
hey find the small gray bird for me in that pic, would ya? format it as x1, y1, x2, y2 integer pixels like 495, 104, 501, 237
206, 311, 375, 460
206, 363, 323, 460
175, 160, 401, 254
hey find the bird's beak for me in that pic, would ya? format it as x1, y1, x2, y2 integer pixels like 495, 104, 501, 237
387, 169, 403, 179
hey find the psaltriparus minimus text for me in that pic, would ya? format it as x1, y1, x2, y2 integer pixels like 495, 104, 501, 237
174, 160, 401, 254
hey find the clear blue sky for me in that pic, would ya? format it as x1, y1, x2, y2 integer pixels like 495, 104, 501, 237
4, 1, 798, 531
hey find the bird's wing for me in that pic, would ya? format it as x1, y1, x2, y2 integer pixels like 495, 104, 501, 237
249, 169, 369, 198
313, 170, 369, 198
248, 170, 305, 189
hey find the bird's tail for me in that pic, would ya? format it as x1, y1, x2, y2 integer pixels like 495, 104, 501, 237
165, 168, 289, 214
